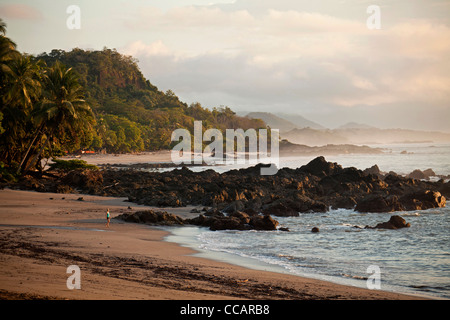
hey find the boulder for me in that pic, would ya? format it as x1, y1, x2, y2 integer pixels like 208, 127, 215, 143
299, 156, 343, 177
399, 190, 446, 211
62, 169, 103, 191
210, 216, 246, 231
331, 196, 357, 210
407, 169, 427, 180
228, 211, 251, 224
249, 215, 279, 231
363, 165, 382, 177
423, 169, 436, 178
355, 194, 404, 213
262, 200, 299, 217
370, 215, 410, 230
115, 210, 184, 226
185, 212, 279, 231
222, 200, 245, 214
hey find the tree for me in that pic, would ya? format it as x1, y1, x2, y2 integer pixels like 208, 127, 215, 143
2, 55, 43, 167
21, 61, 94, 173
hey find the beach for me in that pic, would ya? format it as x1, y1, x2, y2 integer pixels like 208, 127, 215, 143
0, 188, 426, 300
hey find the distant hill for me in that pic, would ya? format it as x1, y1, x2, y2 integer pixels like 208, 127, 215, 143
245, 111, 325, 133
283, 128, 348, 146
283, 126, 450, 146
279, 140, 384, 156
277, 113, 325, 130
245, 112, 298, 133
337, 122, 375, 130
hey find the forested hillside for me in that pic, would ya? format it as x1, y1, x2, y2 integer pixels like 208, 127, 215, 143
0, 19, 265, 175
36, 48, 266, 153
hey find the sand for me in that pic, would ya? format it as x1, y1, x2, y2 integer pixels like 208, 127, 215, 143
62, 150, 174, 166
0, 188, 427, 300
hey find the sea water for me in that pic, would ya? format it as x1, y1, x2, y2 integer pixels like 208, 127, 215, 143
165, 143, 450, 299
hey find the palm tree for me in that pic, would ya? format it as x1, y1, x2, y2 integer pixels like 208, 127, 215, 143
22, 61, 94, 173
1, 55, 43, 166
0, 19, 20, 89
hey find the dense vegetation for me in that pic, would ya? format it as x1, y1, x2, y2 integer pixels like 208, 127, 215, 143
0, 19, 265, 176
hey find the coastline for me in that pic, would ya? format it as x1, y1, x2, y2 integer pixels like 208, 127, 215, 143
0, 188, 428, 300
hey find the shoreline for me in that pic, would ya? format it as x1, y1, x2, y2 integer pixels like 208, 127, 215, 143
0, 188, 429, 300
162, 225, 440, 300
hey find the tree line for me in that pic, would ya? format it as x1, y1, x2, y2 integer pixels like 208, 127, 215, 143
0, 19, 266, 177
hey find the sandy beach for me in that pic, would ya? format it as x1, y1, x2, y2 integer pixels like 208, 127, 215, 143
0, 188, 428, 300
62, 150, 174, 166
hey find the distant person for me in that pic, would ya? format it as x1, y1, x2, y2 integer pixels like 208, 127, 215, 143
106, 208, 111, 228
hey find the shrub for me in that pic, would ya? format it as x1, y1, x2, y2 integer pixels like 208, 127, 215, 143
48, 159, 99, 171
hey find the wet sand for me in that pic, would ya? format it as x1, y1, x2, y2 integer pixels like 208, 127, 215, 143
0, 188, 427, 300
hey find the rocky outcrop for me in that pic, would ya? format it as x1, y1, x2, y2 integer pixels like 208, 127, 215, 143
115, 208, 281, 231
355, 190, 446, 213
368, 215, 411, 230
355, 194, 404, 213
115, 210, 184, 226
185, 211, 280, 231
62, 169, 103, 193
407, 168, 437, 181
9, 157, 447, 220
87, 157, 447, 216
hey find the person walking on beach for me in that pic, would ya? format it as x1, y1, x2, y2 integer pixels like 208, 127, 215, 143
106, 208, 111, 228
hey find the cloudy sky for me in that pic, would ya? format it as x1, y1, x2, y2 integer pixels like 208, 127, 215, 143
1, 0, 449, 131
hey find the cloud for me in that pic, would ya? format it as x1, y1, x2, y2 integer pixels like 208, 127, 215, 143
122, 40, 171, 57
0, 4, 44, 20
118, 2, 450, 130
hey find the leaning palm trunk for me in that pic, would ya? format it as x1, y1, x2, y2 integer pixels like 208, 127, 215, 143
16, 123, 44, 174
23, 133, 50, 173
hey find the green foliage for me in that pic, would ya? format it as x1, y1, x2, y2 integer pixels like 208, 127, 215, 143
48, 158, 98, 171
0, 18, 267, 175
36, 48, 266, 153
0, 161, 18, 183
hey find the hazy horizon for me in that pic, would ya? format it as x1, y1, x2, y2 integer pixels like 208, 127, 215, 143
1, 0, 449, 132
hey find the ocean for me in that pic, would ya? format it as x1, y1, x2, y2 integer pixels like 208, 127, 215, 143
165, 143, 450, 299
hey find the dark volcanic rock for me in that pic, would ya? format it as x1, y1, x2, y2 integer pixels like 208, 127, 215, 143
407, 169, 427, 180
10, 156, 446, 221
83, 157, 445, 216
399, 190, 446, 211
249, 215, 279, 231
115, 210, 184, 226
299, 156, 342, 177
62, 169, 103, 193
370, 215, 411, 230
363, 164, 382, 178
355, 194, 404, 213
262, 200, 299, 217
185, 212, 279, 231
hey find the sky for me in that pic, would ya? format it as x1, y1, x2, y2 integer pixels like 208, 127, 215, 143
1, 0, 450, 131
